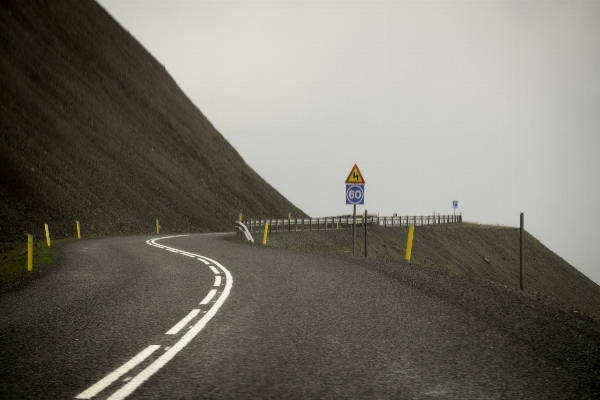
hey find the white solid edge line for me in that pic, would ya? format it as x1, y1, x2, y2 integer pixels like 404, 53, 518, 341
209, 265, 219, 274
107, 254, 232, 400
197, 258, 210, 265
200, 289, 217, 305
165, 309, 201, 335
214, 275, 222, 287
75, 345, 161, 399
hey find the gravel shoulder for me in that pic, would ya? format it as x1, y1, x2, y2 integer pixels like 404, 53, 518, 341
261, 223, 600, 318
233, 225, 600, 396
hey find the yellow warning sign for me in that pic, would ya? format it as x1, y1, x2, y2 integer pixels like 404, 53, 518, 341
345, 164, 365, 184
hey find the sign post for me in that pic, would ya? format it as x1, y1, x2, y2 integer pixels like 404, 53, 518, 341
345, 164, 365, 256
453, 200, 458, 216
520, 212, 524, 291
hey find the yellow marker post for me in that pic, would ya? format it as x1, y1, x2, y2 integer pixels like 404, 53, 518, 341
156, 219, 160, 234
405, 224, 414, 262
262, 222, 270, 245
76, 221, 81, 239
239, 213, 243, 222
44, 224, 51, 247
288, 212, 292, 220
27, 234, 33, 271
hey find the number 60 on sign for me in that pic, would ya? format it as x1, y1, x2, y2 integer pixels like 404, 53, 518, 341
346, 184, 364, 205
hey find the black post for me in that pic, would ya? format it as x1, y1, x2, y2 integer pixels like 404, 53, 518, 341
364, 209, 368, 257
520, 212, 524, 290
353, 204, 356, 255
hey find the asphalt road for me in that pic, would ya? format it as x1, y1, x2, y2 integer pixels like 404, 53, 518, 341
0, 233, 593, 399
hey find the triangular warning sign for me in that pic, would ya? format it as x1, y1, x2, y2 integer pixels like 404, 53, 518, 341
345, 164, 365, 184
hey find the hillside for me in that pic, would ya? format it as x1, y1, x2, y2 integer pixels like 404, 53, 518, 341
262, 223, 600, 319
0, 0, 307, 249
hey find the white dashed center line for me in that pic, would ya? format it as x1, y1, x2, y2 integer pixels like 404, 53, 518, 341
165, 309, 201, 335
75, 345, 161, 399
200, 289, 217, 305
76, 235, 232, 400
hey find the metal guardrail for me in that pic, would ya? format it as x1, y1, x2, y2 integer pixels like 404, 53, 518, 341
238, 214, 462, 235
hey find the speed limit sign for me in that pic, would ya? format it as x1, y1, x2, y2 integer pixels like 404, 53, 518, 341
346, 184, 365, 205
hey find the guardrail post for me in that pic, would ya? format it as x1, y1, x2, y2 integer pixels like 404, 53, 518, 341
262, 222, 270, 245
27, 234, 33, 271
44, 224, 51, 247
405, 224, 414, 262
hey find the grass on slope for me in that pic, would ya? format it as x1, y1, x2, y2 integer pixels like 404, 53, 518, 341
0, 242, 56, 294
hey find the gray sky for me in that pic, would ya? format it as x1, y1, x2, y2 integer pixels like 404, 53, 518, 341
97, 0, 600, 285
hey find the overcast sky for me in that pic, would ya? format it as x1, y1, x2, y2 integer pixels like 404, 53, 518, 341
97, 0, 600, 285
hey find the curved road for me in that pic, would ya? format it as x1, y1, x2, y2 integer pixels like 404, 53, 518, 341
0, 233, 590, 398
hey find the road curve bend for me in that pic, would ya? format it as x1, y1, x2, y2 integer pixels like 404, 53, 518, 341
0, 233, 597, 399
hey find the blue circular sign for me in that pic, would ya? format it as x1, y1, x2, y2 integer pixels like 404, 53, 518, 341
346, 184, 365, 205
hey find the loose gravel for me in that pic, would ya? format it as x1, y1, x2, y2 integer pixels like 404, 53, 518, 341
237, 226, 600, 397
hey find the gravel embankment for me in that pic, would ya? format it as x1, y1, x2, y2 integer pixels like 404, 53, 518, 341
237, 227, 600, 395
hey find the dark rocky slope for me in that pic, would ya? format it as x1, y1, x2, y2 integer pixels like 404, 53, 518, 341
0, 0, 307, 248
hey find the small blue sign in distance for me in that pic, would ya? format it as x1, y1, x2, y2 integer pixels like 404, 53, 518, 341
346, 184, 365, 205
453, 200, 458, 209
